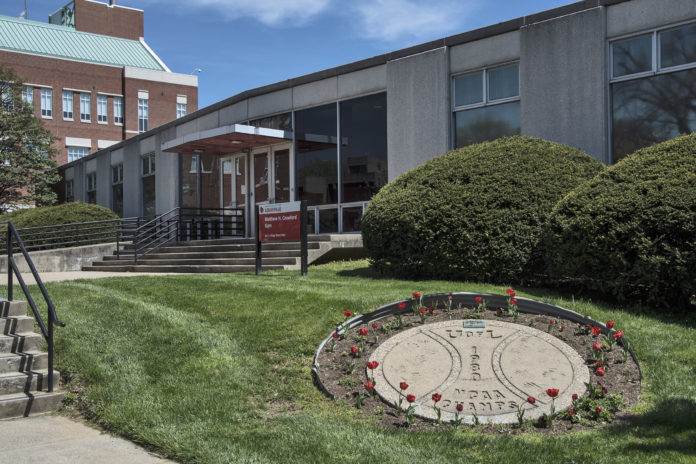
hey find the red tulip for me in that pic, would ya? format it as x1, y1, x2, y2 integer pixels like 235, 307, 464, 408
549, 319, 555, 325
419, 308, 426, 314
592, 327, 602, 336
359, 328, 368, 336
399, 382, 408, 390
398, 302, 406, 310
527, 397, 536, 404
510, 298, 518, 305
595, 406, 602, 414
568, 408, 576, 417
406, 394, 416, 403
572, 393, 578, 401
364, 381, 374, 390
412, 292, 421, 299
332, 332, 339, 339
427, 306, 434, 313
447, 295, 453, 301
546, 388, 559, 398
475, 296, 482, 304
613, 331, 624, 339
593, 342, 602, 352
506, 288, 515, 296
456, 403, 463, 412
343, 310, 352, 318
596, 367, 605, 376
371, 323, 379, 329
431, 393, 441, 403
350, 346, 358, 354
365, 361, 379, 370
606, 321, 615, 329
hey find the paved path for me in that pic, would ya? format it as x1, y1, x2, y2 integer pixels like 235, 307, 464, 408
1, 271, 181, 463
0, 270, 191, 286
0, 415, 173, 463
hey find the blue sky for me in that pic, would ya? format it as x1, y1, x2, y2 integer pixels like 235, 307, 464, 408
1, 0, 571, 109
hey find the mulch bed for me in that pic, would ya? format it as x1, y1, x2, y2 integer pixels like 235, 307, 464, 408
314, 303, 641, 434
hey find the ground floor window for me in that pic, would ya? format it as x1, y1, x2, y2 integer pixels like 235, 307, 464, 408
142, 153, 155, 217
86, 172, 96, 204
112, 163, 123, 217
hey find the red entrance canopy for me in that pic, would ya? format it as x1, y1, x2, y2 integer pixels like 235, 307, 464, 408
161, 124, 292, 155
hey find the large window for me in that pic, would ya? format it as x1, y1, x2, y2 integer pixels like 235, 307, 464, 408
97, 95, 108, 123
112, 163, 123, 217
138, 98, 148, 133
141, 153, 155, 217
40, 88, 52, 118
21, 86, 33, 107
80, 93, 90, 122
62, 91, 73, 120
452, 64, 520, 148
611, 23, 696, 162
339, 92, 387, 204
67, 146, 88, 163
86, 172, 96, 204
176, 103, 186, 119
114, 96, 123, 125
65, 180, 74, 202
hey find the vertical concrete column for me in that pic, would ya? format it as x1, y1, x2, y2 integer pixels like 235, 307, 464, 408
520, 7, 609, 163
121, 143, 141, 217
387, 47, 450, 181
96, 150, 110, 208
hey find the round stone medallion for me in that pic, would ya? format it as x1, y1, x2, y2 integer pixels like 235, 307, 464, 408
369, 319, 589, 424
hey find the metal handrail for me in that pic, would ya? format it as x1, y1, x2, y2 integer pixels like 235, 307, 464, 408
130, 207, 245, 264
0, 217, 143, 253
5, 221, 65, 392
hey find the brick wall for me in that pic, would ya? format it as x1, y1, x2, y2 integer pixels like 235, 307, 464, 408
73, 0, 144, 41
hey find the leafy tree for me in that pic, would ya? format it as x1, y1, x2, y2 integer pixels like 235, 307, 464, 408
0, 64, 60, 213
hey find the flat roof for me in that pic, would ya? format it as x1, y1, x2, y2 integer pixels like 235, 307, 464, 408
161, 124, 292, 155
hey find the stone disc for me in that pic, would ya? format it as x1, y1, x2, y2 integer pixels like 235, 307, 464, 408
369, 319, 589, 424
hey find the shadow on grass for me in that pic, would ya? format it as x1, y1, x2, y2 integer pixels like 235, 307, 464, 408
606, 398, 696, 456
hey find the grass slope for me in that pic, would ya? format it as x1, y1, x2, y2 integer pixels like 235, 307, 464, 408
8, 261, 696, 463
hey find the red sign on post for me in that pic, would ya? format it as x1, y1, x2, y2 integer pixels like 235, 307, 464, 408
258, 201, 301, 242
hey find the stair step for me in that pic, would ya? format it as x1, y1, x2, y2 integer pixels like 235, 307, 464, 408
0, 352, 48, 374
103, 249, 302, 260
0, 333, 44, 353
94, 257, 297, 266
0, 370, 59, 396
0, 301, 27, 318
0, 316, 36, 335
0, 391, 65, 419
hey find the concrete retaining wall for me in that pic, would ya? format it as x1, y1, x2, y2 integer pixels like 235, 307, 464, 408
0, 243, 117, 273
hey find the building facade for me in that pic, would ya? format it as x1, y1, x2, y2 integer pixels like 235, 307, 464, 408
0, 0, 198, 169
58, 0, 696, 234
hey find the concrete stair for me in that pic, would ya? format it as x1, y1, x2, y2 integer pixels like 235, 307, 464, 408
82, 234, 365, 273
0, 300, 65, 420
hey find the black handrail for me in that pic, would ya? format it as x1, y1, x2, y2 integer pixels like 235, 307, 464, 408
5, 221, 65, 392
129, 207, 244, 264
0, 217, 143, 254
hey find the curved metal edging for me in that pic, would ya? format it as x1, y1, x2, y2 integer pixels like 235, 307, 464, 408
312, 292, 642, 401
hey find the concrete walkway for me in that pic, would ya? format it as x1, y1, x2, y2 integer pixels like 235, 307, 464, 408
1, 271, 181, 463
0, 270, 192, 286
0, 415, 173, 463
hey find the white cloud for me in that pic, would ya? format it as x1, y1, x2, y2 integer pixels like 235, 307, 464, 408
144, 0, 332, 26
352, 0, 473, 42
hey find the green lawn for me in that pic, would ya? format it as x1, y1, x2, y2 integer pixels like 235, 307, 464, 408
8, 260, 696, 463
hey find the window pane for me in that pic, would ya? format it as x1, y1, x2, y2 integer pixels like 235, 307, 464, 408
342, 207, 363, 233
142, 175, 156, 218
253, 153, 268, 203
454, 101, 521, 148
200, 155, 220, 208
611, 68, 696, 162
274, 149, 290, 203
660, 25, 696, 68
180, 154, 198, 208
249, 112, 292, 131
112, 184, 123, 217
612, 35, 652, 77
340, 92, 388, 203
295, 103, 338, 206
454, 72, 483, 107
318, 208, 338, 233
488, 65, 519, 100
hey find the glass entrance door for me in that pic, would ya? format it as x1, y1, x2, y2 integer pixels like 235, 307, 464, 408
220, 153, 247, 236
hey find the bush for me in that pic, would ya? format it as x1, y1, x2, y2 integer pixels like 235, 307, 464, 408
1, 202, 118, 229
544, 133, 696, 309
361, 136, 606, 283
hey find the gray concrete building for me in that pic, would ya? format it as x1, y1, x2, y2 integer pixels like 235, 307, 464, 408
59, 0, 696, 235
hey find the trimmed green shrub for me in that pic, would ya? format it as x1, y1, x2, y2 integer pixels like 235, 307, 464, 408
361, 136, 606, 283
544, 133, 696, 309
1, 202, 118, 229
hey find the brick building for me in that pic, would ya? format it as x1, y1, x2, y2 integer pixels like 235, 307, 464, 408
0, 0, 198, 167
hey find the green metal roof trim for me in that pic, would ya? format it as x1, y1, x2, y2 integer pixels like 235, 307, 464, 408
0, 15, 165, 70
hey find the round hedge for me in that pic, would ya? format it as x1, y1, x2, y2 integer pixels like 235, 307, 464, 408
1, 202, 118, 229
544, 133, 696, 309
361, 136, 606, 283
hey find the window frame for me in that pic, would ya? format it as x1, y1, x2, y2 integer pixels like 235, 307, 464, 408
80, 92, 91, 122
452, 62, 520, 112
113, 96, 123, 125
22, 86, 33, 107
141, 152, 155, 177
62, 90, 73, 120
67, 146, 89, 163
176, 102, 186, 119
138, 98, 149, 133
40, 88, 52, 118
609, 20, 696, 83
97, 94, 108, 124
65, 179, 74, 202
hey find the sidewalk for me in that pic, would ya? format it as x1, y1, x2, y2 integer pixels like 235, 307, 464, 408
0, 415, 173, 463
0, 270, 181, 463
0, 270, 191, 286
